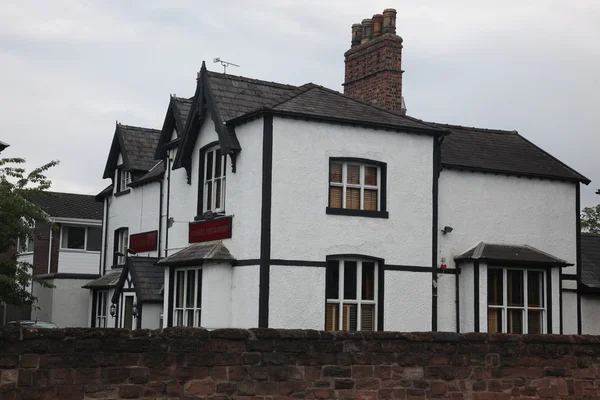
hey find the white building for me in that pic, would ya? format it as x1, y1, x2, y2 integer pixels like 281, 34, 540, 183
86, 8, 592, 334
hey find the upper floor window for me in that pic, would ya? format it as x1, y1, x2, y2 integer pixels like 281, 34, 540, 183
327, 158, 388, 218
18, 236, 34, 253
114, 228, 129, 265
61, 226, 102, 252
116, 168, 131, 193
325, 259, 377, 331
488, 268, 546, 334
201, 146, 226, 214
173, 267, 202, 327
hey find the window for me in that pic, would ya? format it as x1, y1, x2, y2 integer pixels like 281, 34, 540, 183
327, 159, 387, 218
18, 236, 34, 253
325, 259, 377, 331
487, 268, 546, 334
116, 168, 131, 193
95, 290, 108, 328
115, 228, 129, 265
61, 226, 102, 252
202, 146, 226, 213
173, 267, 202, 327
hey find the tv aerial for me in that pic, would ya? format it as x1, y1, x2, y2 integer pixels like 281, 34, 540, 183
213, 57, 239, 74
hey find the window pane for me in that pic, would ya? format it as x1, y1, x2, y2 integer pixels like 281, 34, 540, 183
528, 271, 543, 308
361, 262, 375, 300
488, 269, 503, 306
186, 310, 194, 327
330, 187, 342, 208
186, 270, 196, 308
175, 271, 185, 308
65, 227, 85, 249
507, 309, 523, 334
346, 188, 360, 210
205, 182, 212, 211
326, 260, 339, 299
343, 261, 357, 300
507, 270, 524, 307
206, 151, 213, 180
363, 190, 378, 211
488, 308, 502, 333
87, 227, 102, 251
361, 304, 375, 331
196, 310, 201, 327
330, 163, 342, 183
343, 304, 357, 331
347, 165, 360, 185
365, 167, 377, 186
26, 236, 34, 252
196, 270, 202, 308
528, 310, 543, 334
215, 149, 222, 178
175, 310, 183, 326
326, 303, 339, 331
215, 179, 222, 209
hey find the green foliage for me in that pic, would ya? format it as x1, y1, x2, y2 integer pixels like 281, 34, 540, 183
581, 204, 600, 234
0, 157, 59, 306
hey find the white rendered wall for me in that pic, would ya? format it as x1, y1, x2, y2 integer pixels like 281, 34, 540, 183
582, 295, 600, 334
270, 118, 433, 266
269, 265, 325, 330
562, 291, 578, 334
31, 279, 90, 327
16, 253, 33, 266
384, 271, 432, 332
200, 262, 232, 329
550, 268, 561, 334
459, 262, 475, 333
141, 303, 162, 330
231, 266, 259, 328
162, 267, 170, 328
437, 273, 456, 332
31, 281, 53, 323
57, 251, 100, 274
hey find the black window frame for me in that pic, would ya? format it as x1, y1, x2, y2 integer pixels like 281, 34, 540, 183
196, 141, 227, 218
326, 157, 388, 219
115, 166, 131, 196
113, 227, 129, 266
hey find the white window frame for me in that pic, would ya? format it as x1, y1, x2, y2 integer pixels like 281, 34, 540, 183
120, 292, 137, 330
330, 162, 380, 211
17, 236, 34, 254
96, 290, 108, 328
117, 228, 129, 264
203, 146, 226, 213
117, 167, 131, 193
173, 267, 202, 327
61, 226, 102, 252
487, 267, 546, 334
326, 259, 378, 331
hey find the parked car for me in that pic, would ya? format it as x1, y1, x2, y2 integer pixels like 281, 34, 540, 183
6, 320, 58, 329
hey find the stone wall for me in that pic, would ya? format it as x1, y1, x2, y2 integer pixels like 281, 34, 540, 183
1, 328, 600, 399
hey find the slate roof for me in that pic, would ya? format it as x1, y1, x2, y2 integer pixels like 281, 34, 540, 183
113, 257, 163, 303
434, 123, 589, 184
129, 160, 165, 188
119, 124, 162, 171
82, 270, 121, 289
455, 242, 571, 266
95, 184, 113, 200
581, 233, 600, 289
158, 240, 234, 267
28, 191, 103, 220
172, 97, 193, 132
0, 140, 9, 152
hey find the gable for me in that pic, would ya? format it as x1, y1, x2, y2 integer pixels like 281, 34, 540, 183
154, 96, 192, 161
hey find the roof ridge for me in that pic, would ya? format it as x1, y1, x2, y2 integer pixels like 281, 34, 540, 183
206, 70, 298, 90
40, 191, 96, 198
429, 122, 516, 135
266, 83, 319, 109
118, 124, 161, 133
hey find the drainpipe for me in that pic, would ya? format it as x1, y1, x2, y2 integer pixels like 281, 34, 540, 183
47, 219, 54, 274
102, 197, 110, 273
158, 178, 163, 258
165, 154, 172, 256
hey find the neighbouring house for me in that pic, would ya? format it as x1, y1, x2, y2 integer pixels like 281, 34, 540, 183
87, 8, 592, 334
19, 192, 104, 327
580, 233, 600, 334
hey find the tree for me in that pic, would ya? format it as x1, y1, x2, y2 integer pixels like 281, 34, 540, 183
581, 204, 600, 234
0, 157, 59, 306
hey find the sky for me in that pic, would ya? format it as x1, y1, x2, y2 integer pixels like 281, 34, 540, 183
1, 0, 599, 206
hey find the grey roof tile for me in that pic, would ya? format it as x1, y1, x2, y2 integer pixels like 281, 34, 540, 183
129, 160, 165, 187
581, 233, 600, 289
455, 242, 571, 265
119, 124, 162, 171
28, 191, 103, 220
112, 257, 163, 303
82, 270, 121, 289
158, 240, 234, 267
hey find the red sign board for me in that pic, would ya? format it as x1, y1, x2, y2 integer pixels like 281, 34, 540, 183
189, 217, 232, 243
129, 231, 158, 253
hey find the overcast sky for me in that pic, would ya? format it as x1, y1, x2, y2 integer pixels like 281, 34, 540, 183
1, 0, 599, 206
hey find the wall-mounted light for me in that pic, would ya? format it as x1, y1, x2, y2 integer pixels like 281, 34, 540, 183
132, 303, 139, 317
109, 303, 116, 317
441, 226, 453, 235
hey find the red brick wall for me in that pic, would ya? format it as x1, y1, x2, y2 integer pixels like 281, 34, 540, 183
344, 34, 404, 113
1, 328, 599, 399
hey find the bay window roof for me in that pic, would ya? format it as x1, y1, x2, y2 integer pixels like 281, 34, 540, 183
455, 242, 572, 266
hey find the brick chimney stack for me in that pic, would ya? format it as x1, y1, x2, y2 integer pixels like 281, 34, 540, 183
343, 8, 406, 114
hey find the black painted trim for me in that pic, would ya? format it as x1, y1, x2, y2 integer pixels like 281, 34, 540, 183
559, 271, 564, 334
197, 141, 220, 217
158, 179, 163, 258
113, 227, 128, 266
101, 197, 109, 275
377, 260, 385, 331
36, 273, 100, 280
114, 188, 131, 197
259, 114, 273, 328
455, 265, 460, 333
576, 183, 582, 334
474, 261, 480, 332
165, 157, 171, 257
91, 288, 98, 328
562, 274, 577, 280
432, 136, 441, 332
271, 260, 326, 267
167, 267, 175, 327
547, 270, 553, 334
326, 208, 389, 219
443, 164, 589, 185
385, 264, 457, 274
136, 304, 142, 330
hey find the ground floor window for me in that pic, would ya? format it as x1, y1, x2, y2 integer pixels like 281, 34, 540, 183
325, 259, 377, 331
173, 267, 202, 327
487, 268, 546, 334
95, 290, 108, 328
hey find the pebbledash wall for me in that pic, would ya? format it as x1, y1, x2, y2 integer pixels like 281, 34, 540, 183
3, 328, 600, 400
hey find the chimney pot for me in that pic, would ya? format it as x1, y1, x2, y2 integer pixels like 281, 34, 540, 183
382, 8, 397, 34
351, 23, 362, 47
372, 14, 383, 37
361, 18, 373, 44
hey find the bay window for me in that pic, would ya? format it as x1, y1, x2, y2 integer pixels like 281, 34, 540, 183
173, 267, 202, 327
61, 226, 102, 252
325, 259, 377, 331
487, 268, 545, 334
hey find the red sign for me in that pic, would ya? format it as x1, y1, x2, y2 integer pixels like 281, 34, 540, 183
129, 231, 158, 253
189, 217, 232, 243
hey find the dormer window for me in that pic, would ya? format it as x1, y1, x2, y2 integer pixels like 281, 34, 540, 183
117, 168, 131, 193
199, 145, 226, 214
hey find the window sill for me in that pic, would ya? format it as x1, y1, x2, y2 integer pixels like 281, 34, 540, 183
59, 249, 101, 254
326, 207, 389, 219
114, 188, 131, 197
17, 251, 34, 256
194, 212, 228, 222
